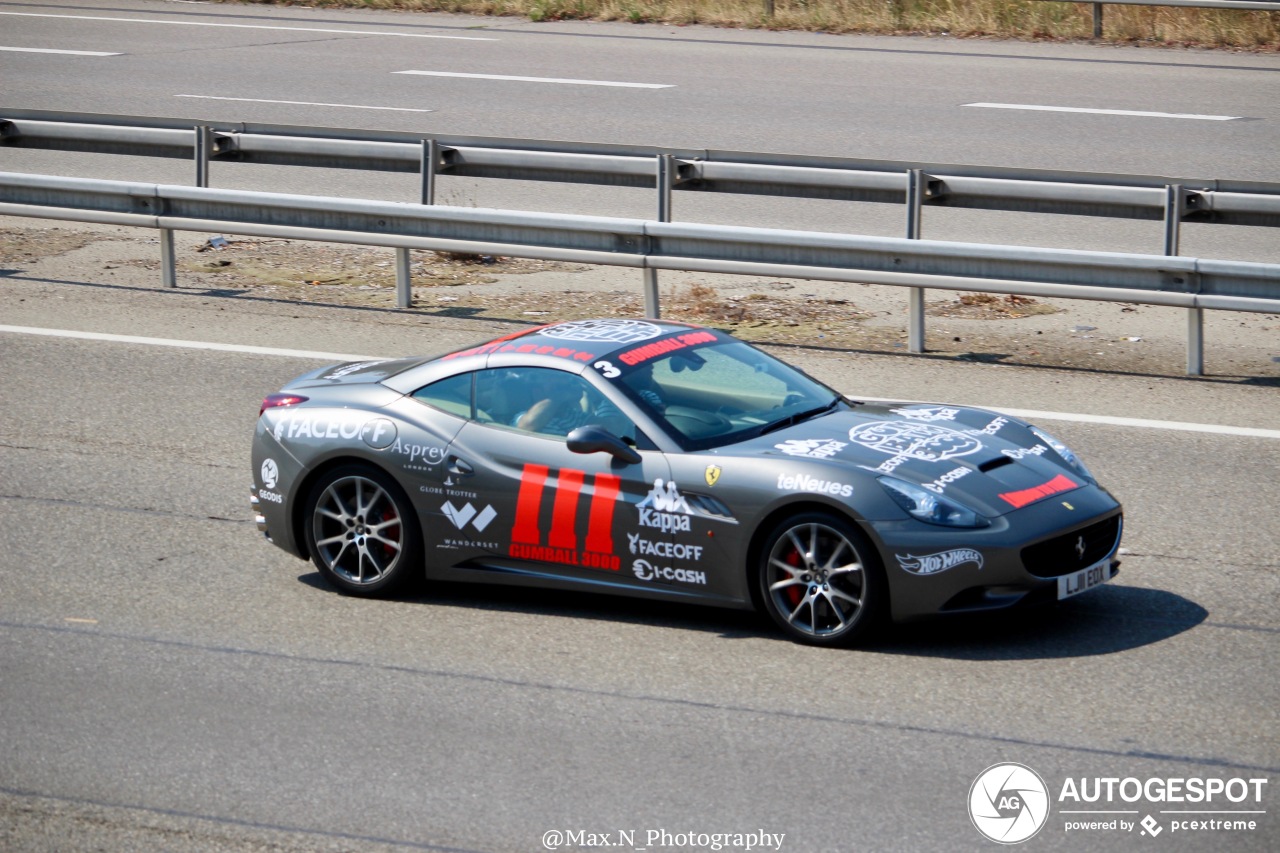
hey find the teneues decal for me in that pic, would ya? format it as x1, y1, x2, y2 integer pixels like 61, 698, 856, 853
776, 473, 853, 498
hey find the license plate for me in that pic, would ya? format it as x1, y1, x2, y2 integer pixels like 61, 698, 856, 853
1057, 559, 1112, 600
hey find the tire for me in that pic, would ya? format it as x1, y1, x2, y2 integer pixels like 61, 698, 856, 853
304, 464, 422, 596
757, 512, 885, 647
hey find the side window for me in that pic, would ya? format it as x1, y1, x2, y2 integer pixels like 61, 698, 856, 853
475, 367, 636, 442
411, 372, 473, 419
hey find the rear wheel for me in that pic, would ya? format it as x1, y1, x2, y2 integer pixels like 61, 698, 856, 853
758, 512, 884, 646
304, 464, 421, 595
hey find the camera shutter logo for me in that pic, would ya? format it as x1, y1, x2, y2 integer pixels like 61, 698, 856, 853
969, 763, 1050, 844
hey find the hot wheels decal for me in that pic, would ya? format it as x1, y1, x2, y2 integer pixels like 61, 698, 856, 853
896, 549, 984, 575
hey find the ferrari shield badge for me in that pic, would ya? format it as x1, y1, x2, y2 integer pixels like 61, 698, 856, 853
705, 465, 722, 487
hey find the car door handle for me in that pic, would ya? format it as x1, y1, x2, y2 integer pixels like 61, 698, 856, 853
448, 457, 475, 476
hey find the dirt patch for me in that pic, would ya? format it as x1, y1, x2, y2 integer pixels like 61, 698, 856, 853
930, 292, 1062, 320
0, 227, 97, 266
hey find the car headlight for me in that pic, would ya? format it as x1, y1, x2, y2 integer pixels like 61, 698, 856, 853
1028, 426, 1095, 482
878, 476, 989, 528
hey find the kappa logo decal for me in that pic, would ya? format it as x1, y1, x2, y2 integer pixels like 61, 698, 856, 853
510, 465, 621, 571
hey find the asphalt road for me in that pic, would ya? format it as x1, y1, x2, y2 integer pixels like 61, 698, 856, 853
2, 0, 1279, 261
1, 2, 1278, 851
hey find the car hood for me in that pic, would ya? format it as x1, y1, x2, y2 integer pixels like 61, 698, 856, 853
742, 401, 1088, 518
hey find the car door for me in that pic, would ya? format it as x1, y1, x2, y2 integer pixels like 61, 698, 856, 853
430, 367, 675, 593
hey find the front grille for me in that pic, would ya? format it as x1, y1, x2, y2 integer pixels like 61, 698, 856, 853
1021, 514, 1122, 579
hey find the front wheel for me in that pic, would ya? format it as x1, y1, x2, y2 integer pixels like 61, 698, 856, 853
758, 512, 884, 646
304, 464, 422, 596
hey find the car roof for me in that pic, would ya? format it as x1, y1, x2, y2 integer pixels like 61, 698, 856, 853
380, 318, 719, 394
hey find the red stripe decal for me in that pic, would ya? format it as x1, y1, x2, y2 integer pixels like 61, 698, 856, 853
585, 473, 621, 555
512, 464, 549, 544
999, 474, 1079, 509
548, 468, 584, 550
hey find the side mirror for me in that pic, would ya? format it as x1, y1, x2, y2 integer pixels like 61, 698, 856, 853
567, 425, 642, 464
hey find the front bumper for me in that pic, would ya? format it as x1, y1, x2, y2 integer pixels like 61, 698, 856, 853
867, 485, 1123, 622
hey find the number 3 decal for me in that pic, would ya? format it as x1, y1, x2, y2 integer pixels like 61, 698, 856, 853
593, 360, 620, 379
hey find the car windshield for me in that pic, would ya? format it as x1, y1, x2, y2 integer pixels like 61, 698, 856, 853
612, 337, 842, 450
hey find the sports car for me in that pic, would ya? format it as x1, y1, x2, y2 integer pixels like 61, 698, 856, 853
251, 318, 1122, 646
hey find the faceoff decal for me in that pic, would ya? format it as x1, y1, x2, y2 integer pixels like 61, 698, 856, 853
510, 464, 621, 571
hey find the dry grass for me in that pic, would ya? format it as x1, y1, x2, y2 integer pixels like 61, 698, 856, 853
213, 0, 1278, 49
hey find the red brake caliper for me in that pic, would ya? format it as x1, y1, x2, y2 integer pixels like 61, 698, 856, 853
782, 547, 804, 608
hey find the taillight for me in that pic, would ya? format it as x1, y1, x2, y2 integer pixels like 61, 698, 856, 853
259, 393, 309, 417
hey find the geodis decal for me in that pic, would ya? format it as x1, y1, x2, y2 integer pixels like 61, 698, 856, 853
510, 465, 621, 571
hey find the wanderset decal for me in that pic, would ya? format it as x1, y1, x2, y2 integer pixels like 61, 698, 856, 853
999, 474, 1080, 509
511, 465, 621, 571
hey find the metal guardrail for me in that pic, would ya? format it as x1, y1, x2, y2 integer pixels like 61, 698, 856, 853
3, 110, 1278, 227
1029, 1, 1280, 40
2, 171, 1276, 375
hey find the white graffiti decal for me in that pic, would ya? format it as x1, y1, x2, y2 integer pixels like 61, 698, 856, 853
774, 438, 847, 458
891, 406, 960, 422
541, 319, 663, 344
1002, 444, 1049, 460
260, 458, 279, 489
896, 549, 984, 575
848, 421, 984, 462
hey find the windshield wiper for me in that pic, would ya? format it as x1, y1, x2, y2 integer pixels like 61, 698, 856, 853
759, 398, 840, 435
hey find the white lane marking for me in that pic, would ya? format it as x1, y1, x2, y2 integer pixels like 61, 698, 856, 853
0, 11, 498, 41
2, 326, 1274, 439
964, 102, 1244, 121
175, 95, 433, 113
0, 325, 380, 363
0, 46, 121, 56
855, 396, 1280, 440
394, 70, 674, 89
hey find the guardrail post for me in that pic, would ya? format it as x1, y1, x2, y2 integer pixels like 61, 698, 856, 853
1091, 3, 1104, 39
906, 168, 926, 353
160, 228, 176, 288
395, 246, 412, 309
420, 138, 437, 206
1164, 183, 1203, 375
194, 125, 211, 188
643, 153, 673, 319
